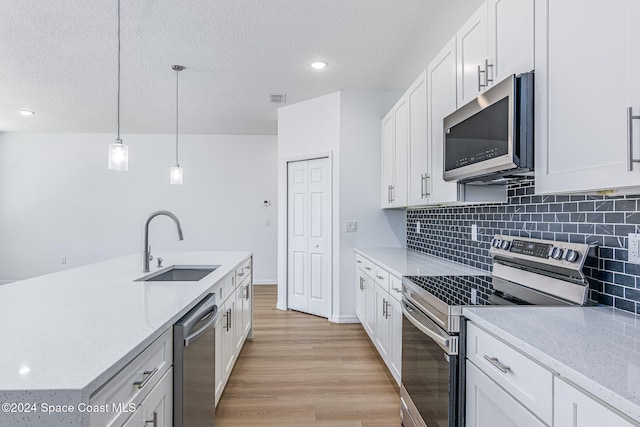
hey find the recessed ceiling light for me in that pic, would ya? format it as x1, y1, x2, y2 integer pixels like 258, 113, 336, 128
18, 109, 35, 116
311, 61, 328, 70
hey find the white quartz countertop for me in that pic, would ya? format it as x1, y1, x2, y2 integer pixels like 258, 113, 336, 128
354, 247, 487, 277
463, 306, 640, 423
0, 251, 250, 395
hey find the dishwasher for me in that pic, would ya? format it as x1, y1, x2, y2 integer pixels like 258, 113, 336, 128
174, 293, 217, 427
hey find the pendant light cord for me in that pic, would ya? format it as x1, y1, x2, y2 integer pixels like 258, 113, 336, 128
175, 66, 179, 165
116, 0, 121, 142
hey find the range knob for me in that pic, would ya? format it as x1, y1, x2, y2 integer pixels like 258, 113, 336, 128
550, 247, 564, 260
500, 240, 511, 250
564, 249, 580, 263
491, 238, 501, 248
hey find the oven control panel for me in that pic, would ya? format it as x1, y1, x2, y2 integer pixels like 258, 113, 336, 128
508, 239, 552, 259
490, 235, 590, 267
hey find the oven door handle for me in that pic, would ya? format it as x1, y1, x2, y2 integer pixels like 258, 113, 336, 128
402, 301, 451, 353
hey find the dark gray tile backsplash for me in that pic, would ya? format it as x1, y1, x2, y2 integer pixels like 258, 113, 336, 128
406, 180, 640, 315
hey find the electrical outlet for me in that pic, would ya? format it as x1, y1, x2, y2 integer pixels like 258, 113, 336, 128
264, 219, 271, 227
60, 256, 67, 265
416, 221, 421, 234
471, 288, 477, 305
471, 224, 478, 241
629, 234, 640, 264
345, 221, 357, 232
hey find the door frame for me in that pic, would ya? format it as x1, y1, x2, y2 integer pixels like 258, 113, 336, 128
278, 151, 334, 319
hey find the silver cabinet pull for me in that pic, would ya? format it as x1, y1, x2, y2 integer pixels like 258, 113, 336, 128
478, 64, 486, 91
424, 175, 430, 197
365, 266, 372, 271
144, 411, 158, 427
376, 275, 384, 280
391, 286, 402, 294
227, 308, 232, 330
382, 298, 387, 317
356, 260, 363, 264
485, 59, 493, 86
244, 285, 250, 300
627, 107, 640, 171
133, 366, 159, 389
359, 277, 364, 291
384, 300, 391, 319
483, 355, 511, 374
420, 174, 425, 198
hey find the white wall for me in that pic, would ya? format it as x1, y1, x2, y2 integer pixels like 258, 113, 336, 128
0, 133, 277, 283
276, 92, 341, 311
277, 91, 405, 321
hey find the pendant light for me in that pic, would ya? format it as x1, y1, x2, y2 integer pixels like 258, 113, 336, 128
108, 0, 128, 171
170, 65, 185, 185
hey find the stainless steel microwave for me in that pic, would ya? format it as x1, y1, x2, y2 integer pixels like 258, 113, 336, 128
443, 72, 534, 183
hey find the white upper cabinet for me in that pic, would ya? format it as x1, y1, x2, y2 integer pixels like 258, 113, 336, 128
428, 37, 459, 204
457, 0, 535, 106
535, 0, 640, 194
382, 87, 410, 208
381, 111, 395, 208
456, 5, 488, 106
407, 71, 430, 206
487, 0, 535, 85
393, 99, 409, 207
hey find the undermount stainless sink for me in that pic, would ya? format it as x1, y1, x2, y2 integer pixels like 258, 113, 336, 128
136, 265, 219, 282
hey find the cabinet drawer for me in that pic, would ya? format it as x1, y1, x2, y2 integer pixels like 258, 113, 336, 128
235, 258, 252, 286
356, 255, 374, 277
218, 272, 235, 303
389, 274, 403, 302
466, 322, 553, 425
90, 328, 173, 427
373, 265, 390, 292
355, 254, 367, 270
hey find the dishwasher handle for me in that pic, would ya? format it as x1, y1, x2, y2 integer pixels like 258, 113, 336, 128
184, 305, 217, 347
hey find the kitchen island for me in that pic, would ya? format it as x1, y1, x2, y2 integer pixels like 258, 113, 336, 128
0, 251, 252, 426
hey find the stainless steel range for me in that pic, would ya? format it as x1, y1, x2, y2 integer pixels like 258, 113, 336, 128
400, 235, 595, 427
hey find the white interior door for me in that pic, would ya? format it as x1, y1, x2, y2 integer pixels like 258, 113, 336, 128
287, 158, 331, 318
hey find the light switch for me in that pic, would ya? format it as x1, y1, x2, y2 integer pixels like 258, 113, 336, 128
345, 221, 357, 232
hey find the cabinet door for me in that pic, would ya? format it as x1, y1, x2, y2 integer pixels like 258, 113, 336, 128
535, 0, 640, 194
214, 300, 225, 406
554, 378, 635, 427
234, 284, 245, 354
408, 71, 430, 206
487, 0, 534, 85
381, 110, 395, 208
222, 300, 236, 380
139, 368, 173, 427
457, 2, 488, 105
393, 98, 409, 207
466, 361, 546, 427
388, 296, 402, 384
364, 274, 376, 338
374, 285, 391, 361
428, 36, 459, 204
242, 283, 252, 338
355, 268, 367, 324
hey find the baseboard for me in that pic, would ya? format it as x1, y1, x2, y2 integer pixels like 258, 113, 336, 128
330, 314, 360, 324
252, 279, 277, 285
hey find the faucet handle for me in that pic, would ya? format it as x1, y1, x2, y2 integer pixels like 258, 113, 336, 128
147, 245, 153, 261
157, 258, 163, 268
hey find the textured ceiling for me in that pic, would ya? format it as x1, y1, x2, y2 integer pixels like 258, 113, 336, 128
0, 0, 482, 135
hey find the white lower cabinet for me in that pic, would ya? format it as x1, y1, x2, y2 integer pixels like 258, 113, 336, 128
354, 253, 401, 385
138, 368, 173, 427
465, 320, 638, 427
215, 258, 253, 406
554, 378, 636, 427
374, 283, 391, 361
466, 361, 546, 427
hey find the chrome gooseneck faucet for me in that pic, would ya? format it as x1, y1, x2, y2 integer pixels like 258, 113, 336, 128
143, 210, 184, 272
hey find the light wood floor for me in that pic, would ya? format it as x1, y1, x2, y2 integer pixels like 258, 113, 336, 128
215, 285, 402, 427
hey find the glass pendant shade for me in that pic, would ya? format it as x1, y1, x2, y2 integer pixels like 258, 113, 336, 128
108, 140, 129, 171
170, 165, 183, 185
